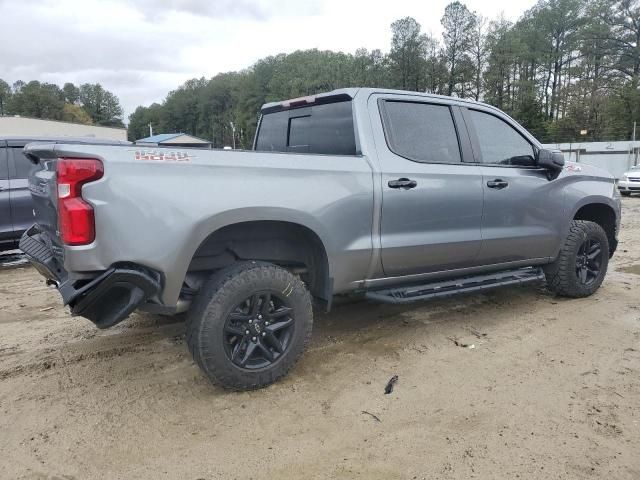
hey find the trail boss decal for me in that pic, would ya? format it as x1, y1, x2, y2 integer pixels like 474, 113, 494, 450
134, 150, 194, 162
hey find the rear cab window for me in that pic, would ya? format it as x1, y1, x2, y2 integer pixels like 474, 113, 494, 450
255, 100, 357, 155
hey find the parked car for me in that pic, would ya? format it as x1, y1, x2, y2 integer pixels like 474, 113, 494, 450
0, 136, 130, 251
617, 165, 640, 196
20, 88, 621, 390
1, 138, 34, 251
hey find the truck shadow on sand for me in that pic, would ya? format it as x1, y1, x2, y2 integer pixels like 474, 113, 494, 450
1, 284, 563, 391
121, 285, 559, 375
128, 285, 549, 343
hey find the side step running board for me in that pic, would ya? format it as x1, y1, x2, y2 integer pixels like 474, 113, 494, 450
365, 267, 546, 305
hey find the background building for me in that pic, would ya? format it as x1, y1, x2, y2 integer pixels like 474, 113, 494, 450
543, 141, 640, 179
0, 115, 127, 141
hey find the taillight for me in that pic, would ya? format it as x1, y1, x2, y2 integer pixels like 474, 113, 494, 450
56, 158, 104, 246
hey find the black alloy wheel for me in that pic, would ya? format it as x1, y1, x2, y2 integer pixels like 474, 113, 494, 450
575, 237, 603, 286
223, 292, 295, 370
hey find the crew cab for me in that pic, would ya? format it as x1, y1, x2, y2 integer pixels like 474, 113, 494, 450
20, 88, 621, 390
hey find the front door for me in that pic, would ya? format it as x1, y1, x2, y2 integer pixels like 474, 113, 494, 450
370, 96, 484, 277
463, 107, 563, 264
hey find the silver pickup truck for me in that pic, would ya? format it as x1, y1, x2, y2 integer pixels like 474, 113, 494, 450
20, 88, 621, 390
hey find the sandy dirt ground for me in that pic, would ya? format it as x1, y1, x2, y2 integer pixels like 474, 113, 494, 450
1, 200, 640, 480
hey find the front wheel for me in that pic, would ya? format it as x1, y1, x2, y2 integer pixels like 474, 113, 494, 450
186, 261, 313, 390
621, 191, 631, 197
544, 220, 609, 298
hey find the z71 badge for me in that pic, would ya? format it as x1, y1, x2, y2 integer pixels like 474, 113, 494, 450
564, 163, 582, 172
135, 150, 194, 162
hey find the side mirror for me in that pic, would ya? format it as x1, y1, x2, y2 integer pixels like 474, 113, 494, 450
537, 149, 565, 172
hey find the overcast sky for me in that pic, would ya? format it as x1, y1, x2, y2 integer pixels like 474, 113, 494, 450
0, 0, 535, 119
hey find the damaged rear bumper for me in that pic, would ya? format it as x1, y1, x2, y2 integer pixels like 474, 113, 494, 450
19, 225, 161, 328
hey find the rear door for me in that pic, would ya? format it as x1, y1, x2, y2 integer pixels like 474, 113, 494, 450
0, 144, 13, 243
462, 107, 563, 264
370, 95, 484, 277
8, 142, 36, 236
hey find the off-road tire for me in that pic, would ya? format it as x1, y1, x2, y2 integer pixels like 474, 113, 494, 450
186, 261, 313, 390
544, 220, 609, 298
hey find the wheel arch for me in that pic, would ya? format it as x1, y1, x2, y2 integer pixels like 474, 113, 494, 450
182, 215, 332, 307
571, 200, 618, 256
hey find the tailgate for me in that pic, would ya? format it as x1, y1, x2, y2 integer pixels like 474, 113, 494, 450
27, 150, 63, 256
23, 139, 130, 256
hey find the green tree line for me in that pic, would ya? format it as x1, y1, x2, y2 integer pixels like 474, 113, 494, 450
0, 80, 125, 127
129, 0, 640, 147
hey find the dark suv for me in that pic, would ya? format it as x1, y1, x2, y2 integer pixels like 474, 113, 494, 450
1, 138, 33, 250
1, 136, 130, 251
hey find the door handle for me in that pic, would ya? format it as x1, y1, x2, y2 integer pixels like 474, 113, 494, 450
487, 179, 509, 189
388, 178, 418, 189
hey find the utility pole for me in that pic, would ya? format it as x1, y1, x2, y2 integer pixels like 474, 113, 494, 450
148, 123, 153, 137
230, 121, 236, 150
633, 121, 638, 166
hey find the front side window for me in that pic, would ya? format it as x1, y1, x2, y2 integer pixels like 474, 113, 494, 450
468, 110, 535, 166
381, 101, 461, 164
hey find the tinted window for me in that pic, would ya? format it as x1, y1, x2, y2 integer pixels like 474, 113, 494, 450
255, 101, 356, 155
0, 148, 7, 179
255, 109, 288, 152
9, 148, 34, 179
288, 115, 311, 148
381, 101, 461, 164
468, 110, 535, 166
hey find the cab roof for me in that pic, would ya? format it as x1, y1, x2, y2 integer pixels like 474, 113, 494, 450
260, 87, 488, 114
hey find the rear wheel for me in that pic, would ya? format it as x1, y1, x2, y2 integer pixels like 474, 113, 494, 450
544, 220, 609, 298
186, 261, 313, 390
